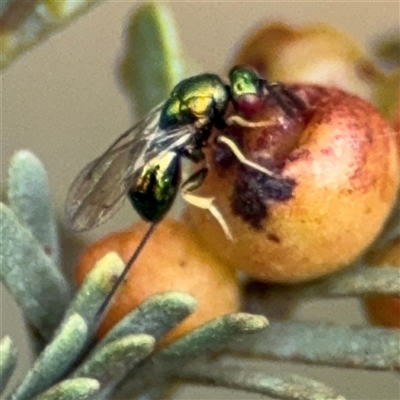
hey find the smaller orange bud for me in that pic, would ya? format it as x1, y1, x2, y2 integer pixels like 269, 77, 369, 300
232, 22, 381, 100
75, 218, 240, 345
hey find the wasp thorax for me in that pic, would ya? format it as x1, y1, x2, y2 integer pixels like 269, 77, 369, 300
159, 73, 230, 130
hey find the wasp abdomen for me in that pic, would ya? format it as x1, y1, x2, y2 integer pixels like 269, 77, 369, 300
128, 151, 181, 223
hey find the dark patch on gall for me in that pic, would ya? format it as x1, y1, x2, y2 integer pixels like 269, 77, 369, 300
231, 166, 296, 229
262, 175, 296, 200
221, 84, 310, 229
213, 141, 237, 169
231, 170, 267, 230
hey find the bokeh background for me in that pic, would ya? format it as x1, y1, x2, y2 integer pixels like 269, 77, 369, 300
1, 1, 399, 399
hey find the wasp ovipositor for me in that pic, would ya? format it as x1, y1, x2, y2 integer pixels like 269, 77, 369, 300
65, 66, 305, 321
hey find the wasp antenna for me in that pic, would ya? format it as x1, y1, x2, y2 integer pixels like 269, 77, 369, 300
94, 222, 158, 323
282, 86, 307, 112
265, 82, 296, 117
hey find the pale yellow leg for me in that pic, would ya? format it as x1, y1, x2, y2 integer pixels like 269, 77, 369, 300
225, 114, 281, 128
182, 192, 233, 241
216, 135, 279, 178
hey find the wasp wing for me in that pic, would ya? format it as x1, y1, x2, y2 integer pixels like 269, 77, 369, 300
65, 104, 195, 231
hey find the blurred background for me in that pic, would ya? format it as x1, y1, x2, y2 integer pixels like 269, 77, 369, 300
1, 1, 399, 399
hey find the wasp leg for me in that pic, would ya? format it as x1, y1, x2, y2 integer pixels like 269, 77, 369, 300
225, 114, 280, 129
216, 135, 279, 179
181, 168, 233, 240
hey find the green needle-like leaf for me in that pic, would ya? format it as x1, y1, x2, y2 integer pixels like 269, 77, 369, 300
1, 0, 104, 69
11, 313, 88, 400
8, 150, 60, 265
177, 362, 345, 400
0, 203, 70, 339
249, 264, 400, 302
100, 292, 197, 347
32, 378, 100, 400
0, 336, 18, 395
11, 251, 127, 400
115, 313, 268, 397
301, 265, 400, 297
73, 334, 155, 386
159, 313, 268, 361
120, 2, 189, 116
66, 252, 125, 336
228, 320, 400, 370
91, 292, 195, 399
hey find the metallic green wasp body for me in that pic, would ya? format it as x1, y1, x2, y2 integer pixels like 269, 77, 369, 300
65, 66, 303, 236
65, 66, 304, 316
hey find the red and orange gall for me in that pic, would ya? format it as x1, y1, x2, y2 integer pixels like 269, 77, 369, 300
184, 85, 399, 283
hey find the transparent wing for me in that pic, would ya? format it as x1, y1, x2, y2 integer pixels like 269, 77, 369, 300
65, 104, 195, 231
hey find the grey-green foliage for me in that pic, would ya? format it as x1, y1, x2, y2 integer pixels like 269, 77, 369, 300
0, 0, 105, 69
0, 336, 18, 395
0, 204, 70, 339
1, 2, 400, 400
10, 313, 89, 400
8, 150, 60, 265
99, 292, 197, 347
111, 313, 269, 398
178, 362, 346, 400
119, 2, 192, 117
72, 334, 155, 385
31, 378, 100, 400
227, 320, 400, 370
